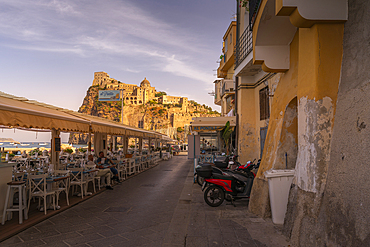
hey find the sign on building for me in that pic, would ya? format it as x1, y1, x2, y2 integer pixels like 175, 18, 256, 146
98, 90, 120, 101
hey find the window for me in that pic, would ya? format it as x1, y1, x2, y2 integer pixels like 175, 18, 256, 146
138, 120, 144, 129
259, 87, 270, 120
224, 37, 228, 53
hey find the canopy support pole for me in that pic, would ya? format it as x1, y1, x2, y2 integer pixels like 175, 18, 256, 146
139, 137, 143, 155
88, 129, 92, 154
51, 128, 60, 169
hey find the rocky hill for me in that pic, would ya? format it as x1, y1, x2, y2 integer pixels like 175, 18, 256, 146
69, 85, 220, 144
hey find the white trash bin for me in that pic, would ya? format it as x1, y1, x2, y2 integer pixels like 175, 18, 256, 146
264, 169, 295, 224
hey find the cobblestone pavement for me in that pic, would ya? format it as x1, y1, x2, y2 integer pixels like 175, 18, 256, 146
1, 154, 289, 247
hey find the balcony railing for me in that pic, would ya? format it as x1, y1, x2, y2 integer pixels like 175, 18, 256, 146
234, 26, 253, 68
221, 80, 234, 97
249, 0, 262, 30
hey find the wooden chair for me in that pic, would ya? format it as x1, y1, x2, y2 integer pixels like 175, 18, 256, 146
53, 170, 70, 206
84, 165, 97, 192
68, 168, 87, 198
12, 171, 25, 182
2, 181, 28, 224
28, 174, 56, 215
117, 162, 127, 181
135, 157, 142, 173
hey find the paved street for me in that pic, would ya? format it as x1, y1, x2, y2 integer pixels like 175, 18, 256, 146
1, 154, 289, 247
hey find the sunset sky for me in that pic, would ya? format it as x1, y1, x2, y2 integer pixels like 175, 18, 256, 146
0, 0, 236, 141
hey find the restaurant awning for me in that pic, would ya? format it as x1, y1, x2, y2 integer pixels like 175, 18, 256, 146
0, 91, 171, 139
0, 92, 90, 132
190, 116, 236, 132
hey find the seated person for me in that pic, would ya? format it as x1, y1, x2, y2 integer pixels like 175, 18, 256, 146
96, 151, 120, 182
42, 149, 49, 156
87, 155, 113, 190
21, 150, 28, 158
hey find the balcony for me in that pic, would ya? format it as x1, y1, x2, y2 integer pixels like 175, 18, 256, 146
221, 80, 234, 97
217, 66, 227, 78
234, 26, 253, 69
249, 0, 262, 30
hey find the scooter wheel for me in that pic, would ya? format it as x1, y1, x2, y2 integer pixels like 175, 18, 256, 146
196, 175, 204, 186
204, 185, 225, 207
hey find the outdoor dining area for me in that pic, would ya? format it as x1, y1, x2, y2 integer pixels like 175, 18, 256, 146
0, 91, 174, 241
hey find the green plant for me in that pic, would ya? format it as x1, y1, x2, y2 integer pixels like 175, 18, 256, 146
78, 148, 87, 153
64, 148, 74, 154
239, 0, 250, 8
29, 148, 42, 156
155, 91, 167, 97
177, 127, 184, 133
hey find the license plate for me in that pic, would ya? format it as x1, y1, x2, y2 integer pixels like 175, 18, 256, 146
202, 182, 207, 191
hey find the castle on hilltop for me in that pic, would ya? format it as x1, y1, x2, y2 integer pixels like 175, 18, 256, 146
92, 71, 188, 106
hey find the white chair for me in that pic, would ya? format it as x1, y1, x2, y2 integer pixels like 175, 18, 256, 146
126, 158, 135, 176
117, 162, 127, 180
68, 168, 87, 198
12, 171, 25, 182
53, 170, 70, 206
28, 174, 56, 215
17, 158, 29, 168
135, 157, 142, 173
84, 165, 97, 193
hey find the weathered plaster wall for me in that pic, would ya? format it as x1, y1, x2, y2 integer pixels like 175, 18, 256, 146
290, 1, 370, 245
282, 23, 344, 246
249, 31, 299, 217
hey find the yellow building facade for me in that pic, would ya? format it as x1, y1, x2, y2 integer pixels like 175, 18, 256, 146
233, 0, 351, 246
215, 22, 237, 118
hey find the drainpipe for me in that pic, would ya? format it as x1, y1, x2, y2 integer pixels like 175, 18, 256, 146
235, 0, 240, 157
235, 77, 239, 156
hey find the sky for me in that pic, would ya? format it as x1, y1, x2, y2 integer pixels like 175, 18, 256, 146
0, 0, 236, 142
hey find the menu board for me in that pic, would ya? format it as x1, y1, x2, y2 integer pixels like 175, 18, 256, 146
54, 137, 61, 152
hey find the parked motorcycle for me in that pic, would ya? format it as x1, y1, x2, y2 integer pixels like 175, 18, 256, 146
196, 161, 259, 207
195, 156, 260, 186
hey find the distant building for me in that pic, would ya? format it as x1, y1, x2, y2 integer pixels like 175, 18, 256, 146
92, 71, 188, 106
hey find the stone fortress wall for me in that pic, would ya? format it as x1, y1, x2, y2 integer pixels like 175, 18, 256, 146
92, 71, 188, 107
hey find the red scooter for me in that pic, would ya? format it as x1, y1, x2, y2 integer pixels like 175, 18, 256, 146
196, 161, 259, 207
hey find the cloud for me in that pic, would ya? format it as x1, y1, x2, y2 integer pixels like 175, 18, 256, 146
0, 0, 216, 85
163, 55, 214, 84
124, 68, 140, 73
